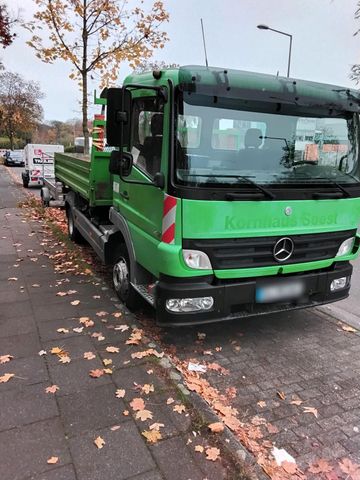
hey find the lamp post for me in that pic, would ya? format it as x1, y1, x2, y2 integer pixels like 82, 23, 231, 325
257, 24, 293, 78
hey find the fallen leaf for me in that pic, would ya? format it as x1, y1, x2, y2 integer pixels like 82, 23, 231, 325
94, 436, 105, 449
115, 389, 125, 398
136, 409, 153, 421
38, 350, 47, 356
282, 461, 298, 475
309, 459, 333, 474
290, 399, 303, 406
125, 328, 143, 345
56, 292, 67, 297
57, 328, 69, 334
47, 456, 59, 464
208, 422, 224, 433
73, 327, 84, 333
123, 410, 129, 416
277, 391, 286, 400
147, 369, 153, 375
50, 347, 67, 357
114, 325, 129, 332
142, 430, 162, 444
0, 354, 13, 364
341, 325, 357, 333
130, 397, 145, 411
303, 406, 318, 418
103, 358, 113, 366
0, 373, 15, 383
141, 384, 154, 395
32, 284, 40, 288
89, 369, 104, 378
8, 277, 18, 281
149, 422, 164, 431
257, 401, 267, 408
205, 447, 220, 461
112, 312, 122, 318
103, 368, 113, 374
267, 423, 279, 434
106, 346, 119, 353
96, 311, 108, 317
70, 300, 80, 305
195, 445, 204, 453
173, 404, 186, 414
59, 356, 71, 364
197, 332, 206, 340
166, 397, 175, 405
338, 458, 360, 477
45, 385, 59, 394
83, 352, 96, 360
110, 425, 121, 431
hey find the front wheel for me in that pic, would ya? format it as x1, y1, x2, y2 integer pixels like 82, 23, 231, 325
67, 207, 84, 243
112, 247, 138, 310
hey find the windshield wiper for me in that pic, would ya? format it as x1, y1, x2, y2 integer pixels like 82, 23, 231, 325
182, 174, 276, 200
312, 179, 351, 199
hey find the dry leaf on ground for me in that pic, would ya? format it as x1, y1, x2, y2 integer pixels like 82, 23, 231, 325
59, 356, 71, 364
208, 422, 224, 433
257, 400, 267, 408
103, 358, 112, 366
136, 409, 153, 421
38, 350, 47, 356
173, 404, 186, 414
94, 436, 105, 449
0, 354, 13, 364
341, 325, 357, 333
112, 312, 122, 318
338, 458, 360, 477
0, 373, 15, 383
123, 410, 129, 416
277, 391, 286, 400
70, 300, 80, 306
142, 430, 162, 444
303, 406, 318, 418
115, 389, 125, 398
96, 311, 108, 317
114, 324, 129, 332
130, 397, 145, 411
110, 425, 121, 431
206, 447, 220, 461
149, 423, 164, 431
89, 369, 104, 378
195, 445, 204, 453
73, 327, 84, 333
141, 384, 154, 395
45, 385, 59, 394
166, 397, 175, 405
106, 346, 119, 353
83, 352, 96, 360
47, 456, 59, 464
290, 399, 303, 406
308, 459, 333, 474
57, 328, 69, 334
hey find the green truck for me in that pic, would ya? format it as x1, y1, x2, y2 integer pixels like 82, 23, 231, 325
43, 65, 360, 326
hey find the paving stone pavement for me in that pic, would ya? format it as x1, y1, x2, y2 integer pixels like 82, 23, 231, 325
0, 167, 244, 480
2, 164, 360, 480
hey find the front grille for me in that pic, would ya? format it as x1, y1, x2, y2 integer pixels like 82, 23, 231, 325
183, 230, 356, 269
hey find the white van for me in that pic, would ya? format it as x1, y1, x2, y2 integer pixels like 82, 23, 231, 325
22, 144, 64, 188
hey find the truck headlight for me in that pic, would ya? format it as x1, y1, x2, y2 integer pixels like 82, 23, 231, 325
166, 296, 214, 313
182, 250, 212, 270
330, 277, 348, 291
336, 237, 355, 257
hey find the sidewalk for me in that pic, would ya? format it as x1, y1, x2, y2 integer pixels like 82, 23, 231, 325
0, 168, 246, 480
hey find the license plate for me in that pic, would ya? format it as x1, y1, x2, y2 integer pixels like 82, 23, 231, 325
256, 280, 305, 303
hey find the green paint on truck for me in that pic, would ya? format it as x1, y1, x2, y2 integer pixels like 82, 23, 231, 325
51, 65, 360, 326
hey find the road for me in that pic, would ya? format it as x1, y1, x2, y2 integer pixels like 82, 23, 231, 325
3, 163, 360, 477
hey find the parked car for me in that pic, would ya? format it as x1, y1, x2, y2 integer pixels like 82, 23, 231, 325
4, 150, 25, 167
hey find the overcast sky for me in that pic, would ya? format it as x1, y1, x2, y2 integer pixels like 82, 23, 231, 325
3, 0, 360, 122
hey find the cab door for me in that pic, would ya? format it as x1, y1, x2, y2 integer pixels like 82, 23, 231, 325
113, 94, 167, 277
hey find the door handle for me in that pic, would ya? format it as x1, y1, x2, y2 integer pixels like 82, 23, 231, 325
120, 191, 129, 200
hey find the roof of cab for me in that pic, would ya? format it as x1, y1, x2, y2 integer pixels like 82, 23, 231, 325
124, 65, 360, 113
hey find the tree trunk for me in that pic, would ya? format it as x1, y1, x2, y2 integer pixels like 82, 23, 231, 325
82, 71, 89, 154
82, 0, 89, 155
9, 131, 13, 150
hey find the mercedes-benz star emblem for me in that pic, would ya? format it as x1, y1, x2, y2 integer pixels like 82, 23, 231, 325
273, 237, 294, 262
284, 207, 292, 216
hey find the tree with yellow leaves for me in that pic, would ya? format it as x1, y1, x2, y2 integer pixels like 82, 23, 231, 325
26, 0, 169, 153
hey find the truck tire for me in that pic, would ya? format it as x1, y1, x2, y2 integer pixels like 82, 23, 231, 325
112, 246, 138, 310
67, 207, 84, 243
41, 187, 50, 207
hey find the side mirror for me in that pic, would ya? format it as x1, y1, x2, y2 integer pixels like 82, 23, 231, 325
109, 150, 133, 177
106, 87, 132, 148
153, 172, 165, 189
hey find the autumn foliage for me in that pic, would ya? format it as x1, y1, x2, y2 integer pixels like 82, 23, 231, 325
26, 0, 169, 153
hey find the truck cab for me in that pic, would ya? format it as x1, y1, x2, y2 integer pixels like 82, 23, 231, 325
54, 66, 360, 326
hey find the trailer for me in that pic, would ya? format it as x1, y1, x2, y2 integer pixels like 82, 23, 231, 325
22, 144, 64, 188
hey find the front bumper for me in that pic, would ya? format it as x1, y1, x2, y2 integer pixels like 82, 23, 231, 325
155, 262, 353, 326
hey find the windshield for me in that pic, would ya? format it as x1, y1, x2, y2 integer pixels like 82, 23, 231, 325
175, 92, 360, 187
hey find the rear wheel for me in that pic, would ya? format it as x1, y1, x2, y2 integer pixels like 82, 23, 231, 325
112, 246, 138, 310
67, 206, 83, 243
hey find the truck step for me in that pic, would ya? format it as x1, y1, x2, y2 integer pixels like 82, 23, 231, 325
132, 284, 155, 306
99, 225, 115, 234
